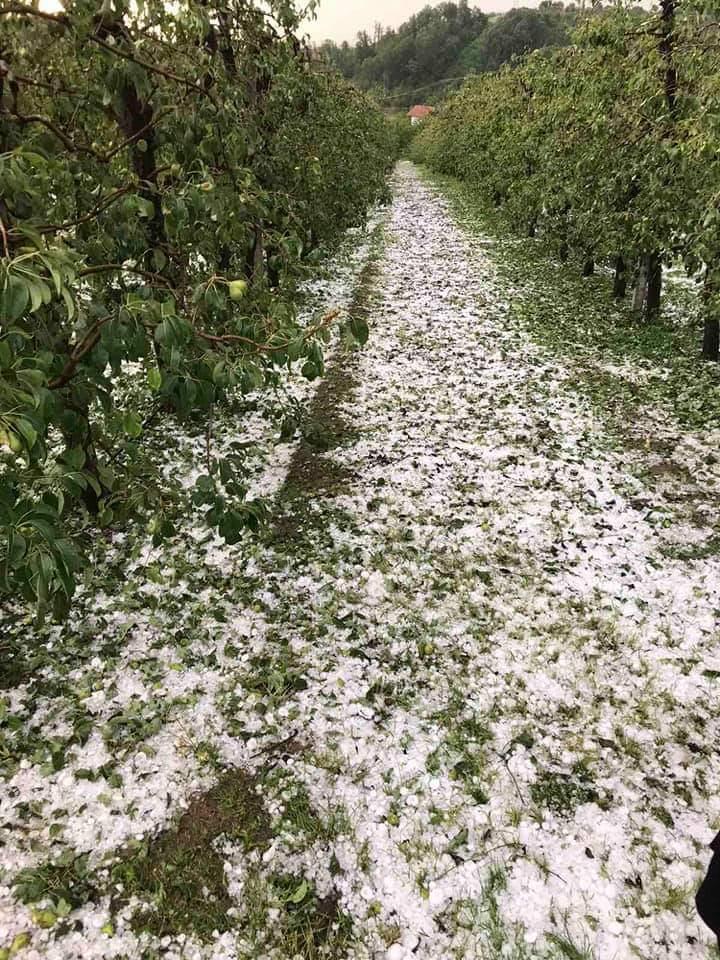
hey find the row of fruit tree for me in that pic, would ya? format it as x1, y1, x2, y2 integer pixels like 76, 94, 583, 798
0, 0, 397, 618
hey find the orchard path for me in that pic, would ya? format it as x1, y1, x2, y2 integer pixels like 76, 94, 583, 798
258, 161, 720, 959
3, 162, 720, 960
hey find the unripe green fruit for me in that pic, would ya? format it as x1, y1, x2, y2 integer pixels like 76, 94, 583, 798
228, 279, 248, 302
8, 432, 22, 454
31, 909, 56, 928
10, 932, 31, 953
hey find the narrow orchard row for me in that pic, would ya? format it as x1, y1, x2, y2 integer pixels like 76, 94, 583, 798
257, 161, 719, 959
1, 163, 718, 960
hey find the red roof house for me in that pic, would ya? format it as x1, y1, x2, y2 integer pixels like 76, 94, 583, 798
407, 104, 434, 125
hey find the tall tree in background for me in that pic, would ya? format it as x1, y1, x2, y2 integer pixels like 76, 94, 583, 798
317, 1, 576, 104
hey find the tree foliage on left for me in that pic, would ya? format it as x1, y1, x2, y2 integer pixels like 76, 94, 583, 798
0, 0, 395, 618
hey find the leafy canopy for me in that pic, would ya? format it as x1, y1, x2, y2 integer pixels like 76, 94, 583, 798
0, 0, 396, 617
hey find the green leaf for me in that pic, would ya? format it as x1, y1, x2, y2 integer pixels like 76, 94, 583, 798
0, 278, 29, 322
122, 411, 143, 439
147, 367, 162, 391
218, 510, 244, 545
83, 471, 102, 496
61, 287, 76, 321
64, 446, 86, 471
195, 474, 216, 494
280, 416, 297, 441
212, 360, 226, 385
8, 532, 27, 564
152, 248, 167, 272
350, 316, 369, 346
97, 464, 115, 491
55, 898, 72, 918
288, 880, 309, 904
14, 418, 37, 450
137, 197, 155, 219
16, 368, 45, 390
28, 280, 43, 313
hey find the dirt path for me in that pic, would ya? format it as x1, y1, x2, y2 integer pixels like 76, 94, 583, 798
2, 163, 719, 960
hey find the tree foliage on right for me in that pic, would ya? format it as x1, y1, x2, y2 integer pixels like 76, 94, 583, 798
412, 1, 720, 361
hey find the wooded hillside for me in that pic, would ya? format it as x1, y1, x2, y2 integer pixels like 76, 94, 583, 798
317, 1, 577, 105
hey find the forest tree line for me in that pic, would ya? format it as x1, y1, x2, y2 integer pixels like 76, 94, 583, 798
317, 0, 578, 104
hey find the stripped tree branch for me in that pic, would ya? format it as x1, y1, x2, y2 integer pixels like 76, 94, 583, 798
49, 318, 110, 389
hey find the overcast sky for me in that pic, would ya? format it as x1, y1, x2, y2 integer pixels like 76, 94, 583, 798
304, 0, 534, 43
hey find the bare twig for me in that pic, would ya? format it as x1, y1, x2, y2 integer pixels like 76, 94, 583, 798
49, 318, 109, 389
5, 110, 102, 159
0, 216, 9, 259
0, 3, 68, 23
248, 730, 300, 762
102, 108, 173, 162
38, 185, 134, 235
88, 34, 216, 104
197, 308, 342, 354
78, 263, 173, 287
8, 72, 79, 96
37, 166, 171, 235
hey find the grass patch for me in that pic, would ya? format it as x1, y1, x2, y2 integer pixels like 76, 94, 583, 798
422, 168, 720, 433
660, 536, 720, 561
425, 705, 495, 806
270, 216, 386, 547
264, 875, 354, 957
547, 932, 594, 960
110, 768, 355, 956
14, 852, 98, 912
112, 769, 270, 940
531, 770, 599, 817
447, 867, 533, 959
272, 777, 352, 846
0, 632, 36, 690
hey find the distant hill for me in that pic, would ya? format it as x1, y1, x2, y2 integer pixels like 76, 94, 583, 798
317, 1, 578, 108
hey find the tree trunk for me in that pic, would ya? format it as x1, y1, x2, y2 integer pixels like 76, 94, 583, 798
633, 256, 649, 313
527, 218, 537, 239
702, 266, 720, 361
559, 240, 569, 262
245, 224, 265, 287
660, 0, 678, 115
582, 258, 595, 277
60, 397, 106, 514
613, 255, 627, 299
645, 251, 662, 321
703, 317, 720, 362
99, 18, 168, 272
